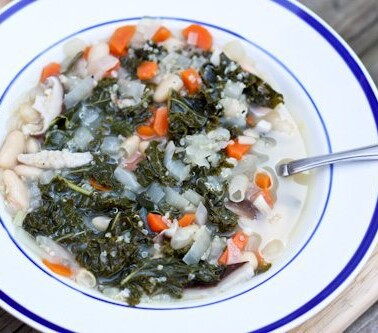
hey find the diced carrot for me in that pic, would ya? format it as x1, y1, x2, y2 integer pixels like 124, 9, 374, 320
40, 62, 61, 82
255, 172, 272, 189
83, 46, 91, 60
218, 231, 249, 265
218, 250, 228, 265
152, 106, 168, 137
89, 178, 111, 192
246, 114, 255, 127
181, 68, 202, 94
182, 24, 213, 51
147, 213, 168, 232
178, 213, 196, 227
225, 140, 251, 160
42, 259, 72, 277
261, 189, 275, 208
137, 61, 158, 81
231, 231, 249, 250
152, 26, 172, 43
136, 125, 156, 138
109, 25, 136, 56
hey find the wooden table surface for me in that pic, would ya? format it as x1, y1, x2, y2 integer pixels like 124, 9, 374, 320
0, 0, 377, 332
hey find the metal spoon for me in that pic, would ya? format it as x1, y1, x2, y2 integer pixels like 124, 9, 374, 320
277, 144, 378, 177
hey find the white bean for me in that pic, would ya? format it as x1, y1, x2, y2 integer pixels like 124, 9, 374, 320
19, 104, 41, 124
154, 74, 183, 103
139, 141, 150, 155
223, 41, 246, 63
0, 130, 25, 169
3, 169, 29, 211
120, 135, 140, 158
14, 165, 43, 180
92, 216, 112, 232
228, 174, 249, 202
26, 137, 41, 153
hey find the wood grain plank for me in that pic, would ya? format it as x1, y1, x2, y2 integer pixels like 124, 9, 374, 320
300, 0, 378, 55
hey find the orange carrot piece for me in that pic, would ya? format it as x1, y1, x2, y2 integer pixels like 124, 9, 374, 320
178, 213, 196, 227
255, 173, 272, 189
152, 26, 172, 43
42, 259, 72, 277
89, 178, 111, 192
137, 61, 158, 81
40, 62, 61, 82
83, 46, 91, 60
137, 125, 156, 138
218, 231, 249, 265
147, 213, 168, 232
182, 24, 213, 51
246, 114, 255, 127
109, 25, 136, 56
152, 107, 168, 137
232, 231, 249, 250
261, 189, 275, 208
181, 68, 202, 94
226, 141, 251, 160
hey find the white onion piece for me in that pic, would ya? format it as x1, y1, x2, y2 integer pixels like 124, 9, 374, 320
207, 236, 226, 264
73, 127, 94, 150
237, 135, 256, 145
13, 211, 27, 227
88, 42, 109, 63
114, 166, 143, 193
92, 216, 112, 232
183, 226, 211, 265
223, 40, 246, 63
261, 240, 284, 261
118, 79, 145, 101
245, 233, 262, 252
89, 55, 119, 80
223, 80, 245, 99
78, 106, 100, 127
101, 136, 121, 156
164, 188, 190, 210
164, 141, 190, 182
63, 38, 87, 58
36, 235, 76, 266
228, 174, 249, 202
218, 263, 254, 292
182, 189, 203, 206
147, 183, 165, 204
64, 77, 95, 109
171, 225, 199, 250
195, 202, 208, 226
162, 37, 184, 53
253, 194, 272, 215
210, 47, 221, 66
76, 269, 96, 288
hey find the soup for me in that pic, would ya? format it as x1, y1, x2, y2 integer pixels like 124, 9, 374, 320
0, 19, 308, 305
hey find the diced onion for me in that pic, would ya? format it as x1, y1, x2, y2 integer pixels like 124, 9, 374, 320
64, 77, 95, 109
183, 226, 211, 265
118, 79, 145, 101
164, 187, 190, 210
147, 183, 166, 204
206, 236, 226, 264
171, 225, 199, 250
114, 166, 143, 193
182, 189, 203, 206
73, 127, 94, 150
101, 136, 121, 156
164, 141, 190, 182
195, 202, 208, 226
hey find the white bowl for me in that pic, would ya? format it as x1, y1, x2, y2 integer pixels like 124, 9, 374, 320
0, 0, 377, 332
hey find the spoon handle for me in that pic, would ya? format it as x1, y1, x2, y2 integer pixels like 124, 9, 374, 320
278, 144, 378, 176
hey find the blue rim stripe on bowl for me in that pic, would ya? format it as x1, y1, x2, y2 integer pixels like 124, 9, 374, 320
0, 0, 376, 331
0, 15, 332, 310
